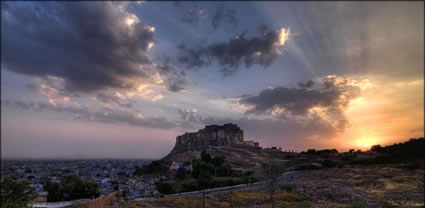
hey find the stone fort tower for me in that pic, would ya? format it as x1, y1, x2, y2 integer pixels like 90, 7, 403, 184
171, 123, 244, 153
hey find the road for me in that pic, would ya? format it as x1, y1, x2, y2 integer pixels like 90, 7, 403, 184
135, 171, 304, 201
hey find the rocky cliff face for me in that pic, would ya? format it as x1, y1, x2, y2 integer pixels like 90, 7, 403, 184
171, 123, 244, 153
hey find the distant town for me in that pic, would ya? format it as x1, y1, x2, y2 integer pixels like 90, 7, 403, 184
0, 159, 154, 200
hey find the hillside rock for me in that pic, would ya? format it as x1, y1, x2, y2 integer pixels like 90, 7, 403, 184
171, 123, 244, 153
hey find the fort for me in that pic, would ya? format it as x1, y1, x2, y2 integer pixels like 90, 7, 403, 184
171, 123, 259, 153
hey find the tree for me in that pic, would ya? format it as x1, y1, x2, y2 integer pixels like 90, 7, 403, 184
306, 149, 317, 155
44, 180, 63, 202
215, 164, 232, 177
261, 160, 284, 208
211, 155, 225, 167
180, 180, 199, 192
192, 159, 214, 178
371, 144, 383, 153
43, 175, 98, 202
176, 167, 186, 181
201, 150, 212, 163
157, 182, 174, 195
1, 177, 35, 208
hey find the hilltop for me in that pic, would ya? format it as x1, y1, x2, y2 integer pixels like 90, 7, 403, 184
135, 123, 296, 176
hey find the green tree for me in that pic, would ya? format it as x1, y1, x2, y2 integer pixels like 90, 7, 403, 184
157, 182, 174, 195
201, 150, 212, 163
176, 167, 186, 181
180, 179, 199, 192
211, 155, 225, 167
44, 180, 63, 202
1, 177, 35, 208
192, 159, 214, 178
215, 164, 232, 177
61, 175, 98, 200
43, 175, 98, 202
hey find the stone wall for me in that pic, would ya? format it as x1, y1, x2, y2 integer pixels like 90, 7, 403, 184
171, 123, 244, 153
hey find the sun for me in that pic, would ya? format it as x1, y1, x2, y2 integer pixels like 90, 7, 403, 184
354, 136, 380, 150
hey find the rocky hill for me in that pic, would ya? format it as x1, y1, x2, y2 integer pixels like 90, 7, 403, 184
170, 123, 244, 154
159, 123, 293, 172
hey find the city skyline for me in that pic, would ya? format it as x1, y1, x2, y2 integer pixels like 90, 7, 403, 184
1, 1, 424, 159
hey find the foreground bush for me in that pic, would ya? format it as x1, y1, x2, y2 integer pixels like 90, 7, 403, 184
0, 177, 35, 208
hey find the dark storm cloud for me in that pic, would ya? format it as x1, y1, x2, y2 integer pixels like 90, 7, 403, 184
173, 1, 183, 7
8, 99, 177, 129
211, 5, 238, 30
168, 79, 187, 92
179, 7, 207, 25
240, 86, 357, 117
235, 81, 360, 132
177, 44, 211, 69
177, 26, 286, 75
298, 80, 314, 89
156, 56, 188, 92
1, 2, 156, 93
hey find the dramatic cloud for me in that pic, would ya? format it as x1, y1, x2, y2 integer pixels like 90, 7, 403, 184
7, 99, 177, 129
155, 57, 188, 92
1, 2, 158, 92
211, 5, 238, 30
168, 79, 188, 92
179, 7, 207, 25
298, 80, 314, 89
236, 77, 362, 131
240, 88, 344, 116
178, 25, 291, 75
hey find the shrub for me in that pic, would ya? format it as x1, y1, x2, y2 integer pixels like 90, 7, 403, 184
295, 164, 321, 171
201, 150, 212, 163
157, 182, 175, 195
192, 159, 215, 178
280, 184, 296, 192
219, 201, 230, 208
344, 201, 366, 208
1, 177, 35, 208
43, 175, 98, 202
381, 200, 397, 208
176, 167, 186, 181
274, 192, 298, 201
322, 160, 337, 168
212, 155, 225, 167
179, 179, 199, 192
280, 201, 313, 208
216, 165, 232, 177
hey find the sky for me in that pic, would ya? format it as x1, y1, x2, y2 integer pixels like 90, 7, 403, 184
1, 1, 424, 159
